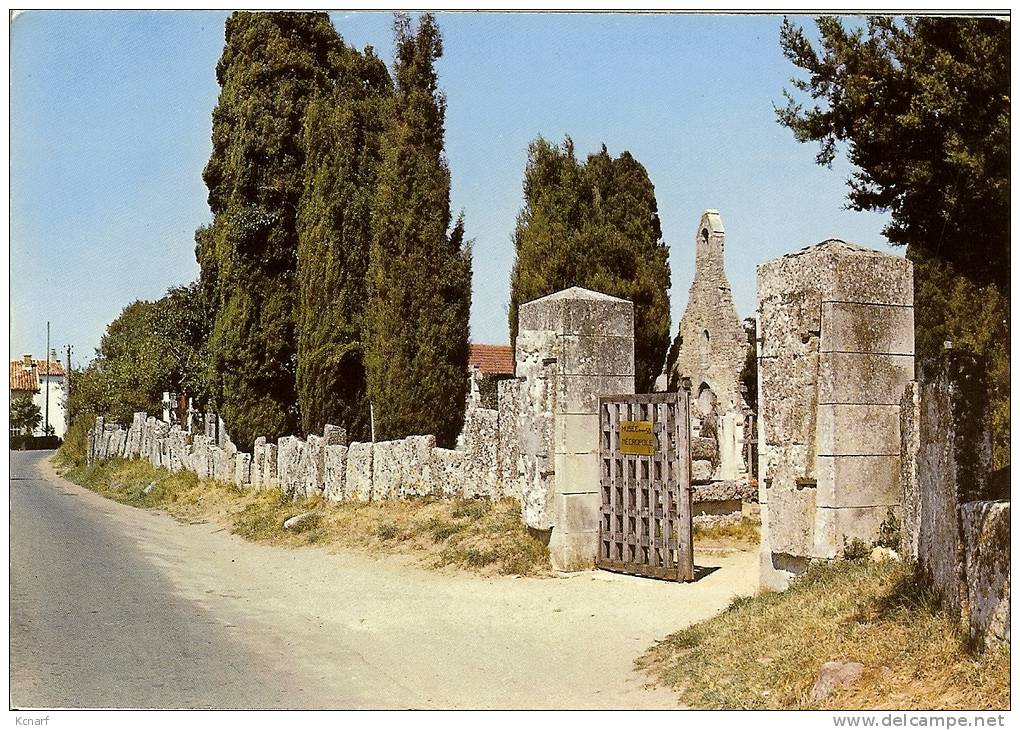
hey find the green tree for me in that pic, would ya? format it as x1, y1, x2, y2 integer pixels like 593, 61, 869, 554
10, 396, 42, 435
152, 282, 213, 409
296, 44, 393, 440
201, 11, 346, 448
509, 137, 671, 392
365, 13, 472, 447
777, 16, 1009, 465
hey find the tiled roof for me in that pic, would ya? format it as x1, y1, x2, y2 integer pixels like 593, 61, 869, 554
10, 363, 38, 393
9, 359, 64, 393
468, 344, 514, 375
36, 359, 65, 377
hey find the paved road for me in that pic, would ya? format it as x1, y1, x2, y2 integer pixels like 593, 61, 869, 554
10, 450, 758, 709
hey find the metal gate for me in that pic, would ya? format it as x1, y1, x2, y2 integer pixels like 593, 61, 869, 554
597, 392, 693, 581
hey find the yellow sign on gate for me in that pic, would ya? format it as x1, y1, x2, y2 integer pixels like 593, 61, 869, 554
619, 420, 656, 456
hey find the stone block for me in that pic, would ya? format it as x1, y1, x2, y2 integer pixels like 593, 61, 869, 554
400, 435, 437, 498
556, 375, 634, 414
262, 443, 278, 486
323, 445, 348, 502
816, 404, 900, 456
815, 454, 901, 508
346, 442, 374, 502
899, 382, 921, 561
692, 460, 713, 482
323, 424, 347, 446
558, 335, 634, 377
211, 446, 234, 483
277, 436, 305, 498
372, 440, 405, 500
553, 492, 602, 534
554, 413, 600, 454
813, 505, 900, 560
561, 297, 634, 338
553, 452, 600, 495
234, 453, 252, 487
820, 301, 914, 355
961, 500, 1010, 650
430, 447, 467, 499
299, 434, 325, 498
765, 485, 816, 557
548, 529, 598, 572
818, 352, 914, 405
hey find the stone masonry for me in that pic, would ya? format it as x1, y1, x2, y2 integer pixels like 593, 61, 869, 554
670, 210, 749, 419
757, 240, 914, 590
515, 286, 635, 570
669, 210, 752, 520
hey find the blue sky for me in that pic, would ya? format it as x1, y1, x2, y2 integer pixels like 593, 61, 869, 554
10, 10, 896, 368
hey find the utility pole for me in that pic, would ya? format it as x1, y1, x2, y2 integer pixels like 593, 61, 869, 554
65, 344, 72, 402
44, 321, 50, 436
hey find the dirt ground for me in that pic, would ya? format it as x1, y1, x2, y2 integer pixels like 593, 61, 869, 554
33, 455, 758, 709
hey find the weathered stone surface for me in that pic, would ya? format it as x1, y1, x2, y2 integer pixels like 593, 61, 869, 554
669, 210, 749, 418
262, 443, 278, 487
346, 442, 374, 501
323, 424, 347, 446
283, 512, 316, 531
691, 479, 755, 504
323, 445, 348, 502
430, 448, 467, 499
401, 435, 437, 498
371, 440, 405, 501
757, 240, 914, 589
460, 408, 500, 498
211, 446, 234, 483
234, 452, 252, 487
298, 434, 325, 498
252, 437, 267, 488
899, 382, 920, 561
276, 436, 305, 498
820, 301, 914, 355
815, 455, 901, 509
961, 500, 1010, 650
691, 460, 713, 482
497, 379, 523, 500
810, 661, 865, 702
818, 353, 914, 405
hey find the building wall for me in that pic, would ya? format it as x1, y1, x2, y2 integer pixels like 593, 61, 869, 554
33, 374, 66, 439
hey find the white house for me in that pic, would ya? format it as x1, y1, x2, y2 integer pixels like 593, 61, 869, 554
9, 353, 66, 439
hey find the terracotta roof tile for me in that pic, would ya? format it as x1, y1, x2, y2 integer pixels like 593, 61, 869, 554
9, 359, 64, 393
468, 344, 514, 375
10, 362, 38, 393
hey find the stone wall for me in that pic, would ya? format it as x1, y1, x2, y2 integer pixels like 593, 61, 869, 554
87, 407, 516, 505
757, 240, 914, 590
899, 351, 1010, 651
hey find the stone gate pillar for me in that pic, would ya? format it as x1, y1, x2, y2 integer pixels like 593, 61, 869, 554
757, 241, 914, 590
515, 287, 635, 571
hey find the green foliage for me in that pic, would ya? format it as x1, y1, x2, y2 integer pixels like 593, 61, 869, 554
365, 13, 472, 447
296, 43, 393, 440
508, 137, 671, 392
878, 508, 902, 551
201, 11, 347, 448
777, 16, 1010, 467
66, 286, 210, 431
842, 536, 872, 562
10, 396, 42, 434
777, 16, 1008, 292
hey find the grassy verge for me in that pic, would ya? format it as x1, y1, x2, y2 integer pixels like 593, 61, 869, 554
693, 516, 760, 549
637, 560, 1009, 710
54, 455, 550, 576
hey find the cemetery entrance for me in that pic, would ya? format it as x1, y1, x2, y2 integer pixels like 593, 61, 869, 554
597, 392, 693, 581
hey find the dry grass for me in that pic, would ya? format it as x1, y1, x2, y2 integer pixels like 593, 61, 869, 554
693, 516, 760, 549
57, 457, 550, 576
637, 560, 1009, 710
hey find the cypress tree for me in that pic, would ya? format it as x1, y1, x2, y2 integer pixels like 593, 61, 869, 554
509, 138, 671, 392
295, 46, 393, 440
365, 13, 472, 447
200, 11, 344, 448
